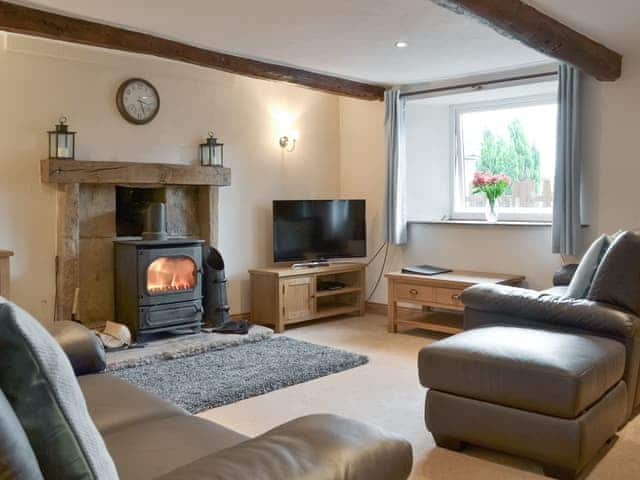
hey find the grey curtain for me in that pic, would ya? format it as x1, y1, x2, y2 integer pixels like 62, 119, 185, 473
552, 64, 582, 255
384, 88, 407, 245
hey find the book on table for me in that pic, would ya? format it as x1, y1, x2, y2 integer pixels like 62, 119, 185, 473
401, 264, 452, 276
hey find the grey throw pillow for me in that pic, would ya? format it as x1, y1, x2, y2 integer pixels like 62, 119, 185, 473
0, 388, 43, 480
588, 231, 640, 315
0, 300, 118, 480
564, 234, 610, 299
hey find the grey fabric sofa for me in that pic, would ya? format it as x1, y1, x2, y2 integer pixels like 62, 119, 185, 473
418, 267, 640, 479
9, 320, 413, 480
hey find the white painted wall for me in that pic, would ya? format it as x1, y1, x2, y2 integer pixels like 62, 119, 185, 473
405, 102, 451, 222
0, 33, 341, 324
339, 54, 640, 303
4, 31, 639, 322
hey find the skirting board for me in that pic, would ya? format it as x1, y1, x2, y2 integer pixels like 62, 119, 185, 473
365, 301, 388, 316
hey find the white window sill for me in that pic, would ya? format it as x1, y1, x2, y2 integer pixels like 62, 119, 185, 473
408, 219, 552, 227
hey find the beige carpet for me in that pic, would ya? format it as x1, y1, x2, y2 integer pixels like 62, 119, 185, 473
198, 313, 640, 479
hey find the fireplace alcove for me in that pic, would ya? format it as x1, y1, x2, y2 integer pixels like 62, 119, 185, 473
40, 158, 231, 326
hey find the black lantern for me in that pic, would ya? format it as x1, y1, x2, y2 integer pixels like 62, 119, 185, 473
200, 131, 224, 167
48, 116, 76, 160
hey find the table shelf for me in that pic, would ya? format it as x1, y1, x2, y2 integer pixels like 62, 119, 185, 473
386, 270, 524, 335
315, 286, 362, 298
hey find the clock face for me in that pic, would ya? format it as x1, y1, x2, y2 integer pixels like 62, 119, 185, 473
116, 78, 160, 125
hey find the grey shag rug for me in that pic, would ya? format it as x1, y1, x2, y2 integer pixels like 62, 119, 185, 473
109, 336, 368, 413
106, 325, 274, 371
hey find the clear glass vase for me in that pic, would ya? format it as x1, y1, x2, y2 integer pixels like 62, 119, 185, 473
485, 198, 498, 223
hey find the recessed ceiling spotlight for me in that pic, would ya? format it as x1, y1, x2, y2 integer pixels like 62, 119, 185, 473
395, 41, 408, 48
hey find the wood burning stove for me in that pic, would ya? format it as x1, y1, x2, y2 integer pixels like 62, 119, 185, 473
114, 239, 204, 340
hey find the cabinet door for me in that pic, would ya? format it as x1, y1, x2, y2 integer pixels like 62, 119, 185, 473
282, 277, 314, 323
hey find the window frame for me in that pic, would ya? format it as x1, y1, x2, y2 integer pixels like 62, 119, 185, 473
450, 93, 558, 223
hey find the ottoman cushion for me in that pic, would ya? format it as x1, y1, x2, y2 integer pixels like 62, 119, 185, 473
419, 326, 625, 419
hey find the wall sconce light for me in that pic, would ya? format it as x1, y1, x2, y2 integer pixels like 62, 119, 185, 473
279, 131, 298, 152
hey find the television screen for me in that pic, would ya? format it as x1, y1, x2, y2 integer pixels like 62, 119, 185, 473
273, 200, 366, 262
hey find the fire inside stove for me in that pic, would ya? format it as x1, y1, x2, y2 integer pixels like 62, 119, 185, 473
147, 256, 197, 295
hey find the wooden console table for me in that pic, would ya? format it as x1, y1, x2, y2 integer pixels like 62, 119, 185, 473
250, 263, 365, 332
0, 250, 13, 299
386, 270, 524, 335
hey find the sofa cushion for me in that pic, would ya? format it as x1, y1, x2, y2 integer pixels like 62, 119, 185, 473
103, 415, 248, 480
589, 231, 640, 316
0, 300, 118, 480
419, 326, 626, 419
79, 374, 187, 435
565, 235, 610, 299
462, 284, 640, 341
0, 388, 43, 480
155, 414, 413, 480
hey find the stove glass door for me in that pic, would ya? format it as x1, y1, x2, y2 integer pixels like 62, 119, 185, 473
146, 256, 197, 295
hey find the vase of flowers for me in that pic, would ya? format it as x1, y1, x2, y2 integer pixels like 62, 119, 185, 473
472, 172, 511, 223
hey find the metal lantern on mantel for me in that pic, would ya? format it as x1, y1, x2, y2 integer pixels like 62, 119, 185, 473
48, 116, 76, 160
200, 131, 224, 167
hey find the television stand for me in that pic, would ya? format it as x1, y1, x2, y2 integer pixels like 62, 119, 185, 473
291, 260, 331, 269
249, 263, 365, 332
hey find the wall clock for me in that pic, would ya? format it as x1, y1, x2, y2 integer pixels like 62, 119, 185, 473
116, 78, 160, 125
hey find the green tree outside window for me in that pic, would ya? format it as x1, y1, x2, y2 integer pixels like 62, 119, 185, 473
476, 120, 542, 192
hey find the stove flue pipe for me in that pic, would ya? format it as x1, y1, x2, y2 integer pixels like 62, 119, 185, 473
142, 202, 168, 241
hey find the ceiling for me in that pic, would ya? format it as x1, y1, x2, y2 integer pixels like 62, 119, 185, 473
12, 1, 639, 86
528, 0, 640, 54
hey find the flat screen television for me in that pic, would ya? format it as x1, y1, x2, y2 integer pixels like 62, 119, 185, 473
273, 199, 366, 262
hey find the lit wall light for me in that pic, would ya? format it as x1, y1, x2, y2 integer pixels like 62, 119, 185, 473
279, 130, 299, 153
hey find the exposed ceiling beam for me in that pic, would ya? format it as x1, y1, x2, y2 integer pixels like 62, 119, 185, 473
0, 1, 385, 100
430, 0, 622, 81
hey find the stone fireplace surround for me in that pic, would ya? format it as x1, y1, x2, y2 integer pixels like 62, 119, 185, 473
82, 185, 204, 326
41, 158, 231, 326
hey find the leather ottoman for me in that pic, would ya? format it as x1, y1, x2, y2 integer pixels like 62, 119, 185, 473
418, 326, 628, 479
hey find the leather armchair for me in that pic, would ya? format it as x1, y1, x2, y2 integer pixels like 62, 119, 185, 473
419, 266, 639, 478
461, 283, 640, 419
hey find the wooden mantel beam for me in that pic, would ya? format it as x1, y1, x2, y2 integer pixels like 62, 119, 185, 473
430, 0, 622, 81
41, 159, 231, 186
0, 1, 385, 100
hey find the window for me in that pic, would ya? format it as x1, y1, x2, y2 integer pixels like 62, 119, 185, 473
405, 80, 559, 224
452, 95, 558, 222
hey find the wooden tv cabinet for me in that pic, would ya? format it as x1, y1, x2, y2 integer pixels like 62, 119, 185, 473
249, 263, 366, 332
